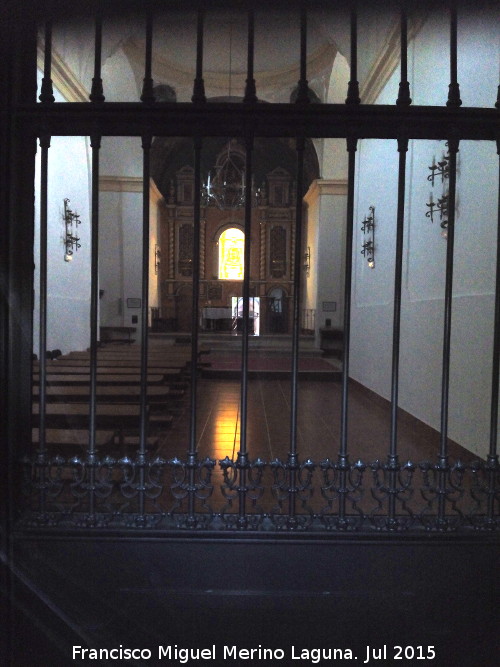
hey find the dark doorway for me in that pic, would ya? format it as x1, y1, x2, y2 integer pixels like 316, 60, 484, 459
267, 287, 287, 333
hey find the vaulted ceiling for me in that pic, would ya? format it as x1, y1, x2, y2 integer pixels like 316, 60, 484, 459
46, 4, 402, 104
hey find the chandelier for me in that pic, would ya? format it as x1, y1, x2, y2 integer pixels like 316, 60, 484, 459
202, 141, 260, 210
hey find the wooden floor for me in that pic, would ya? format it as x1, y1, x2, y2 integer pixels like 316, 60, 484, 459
159, 376, 476, 464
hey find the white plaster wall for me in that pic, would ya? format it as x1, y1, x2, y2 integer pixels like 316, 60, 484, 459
323, 52, 349, 180
101, 137, 143, 178
305, 183, 347, 344
121, 192, 144, 338
349, 12, 500, 459
102, 46, 140, 102
99, 181, 161, 334
316, 192, 346, 333
51, 17, 136, 99
99, 190, 144, 342
99, 192, 126, 328
411, 7, 499, 107
98, 138, 158, 344
33, 77, 92, 355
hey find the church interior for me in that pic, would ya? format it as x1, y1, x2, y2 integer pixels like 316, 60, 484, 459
1, 0, 499, 663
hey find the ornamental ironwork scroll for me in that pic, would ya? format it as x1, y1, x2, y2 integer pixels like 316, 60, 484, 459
63, 198, 81, 261
361, 206, 375, 268
19, 452, 498, 533
426, 142, 451, 238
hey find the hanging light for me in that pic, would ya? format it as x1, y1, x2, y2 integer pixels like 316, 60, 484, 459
203, 143, 246, 209
202, 141, 260, 210
200, 26, 259, 210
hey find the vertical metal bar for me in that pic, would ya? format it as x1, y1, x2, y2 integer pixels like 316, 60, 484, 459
490, 139, 500, 463
90, 12, 105, 103
236, 134, 254, 527
295, 3, 310, 103
389, 136, 408, 457
88, 134, 101, 521
346, 0, 360, 105
37, 134, 50, 515
387, 134, 409, 527
187, 136, 202, 526
39, 21, 54, 103
141, 4, 155, 103
287, 136, 305, 526
192, 7, 206, 103
447, 0, 462, 107
290, 138, 305, 451
340, 138, 357, 456
438, 136, 459, 526
486, 139, 500, 525
338, 135, 357, 527
244, 6, 257, 103
138, 133, 152, 521
397, 1, 411, 106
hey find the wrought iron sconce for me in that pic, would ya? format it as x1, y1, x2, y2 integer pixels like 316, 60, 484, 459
154, 244, 161, 275
361, 206, 375, 268
426, 142, 450, 239
63, 198, 81, 261
303, 246, 311, 276
425, 192, 449, 236
427, 145, 449, 187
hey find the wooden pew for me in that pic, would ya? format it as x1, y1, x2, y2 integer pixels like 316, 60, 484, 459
43, 359, 188, 369
65, 344, 209, 357
65, 347, 191, 359
32, 365, 183, 379
32, 403, 174, 432
100, 325, 136, 344
32, 373, 165, 385
32, 385, 172, 403
32, 428, 115, 448
33, 428, 161, 455
66, 350, 194, 359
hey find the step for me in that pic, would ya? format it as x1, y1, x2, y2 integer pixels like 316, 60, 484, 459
117, 435, 160, 449
149, 414, 174, 429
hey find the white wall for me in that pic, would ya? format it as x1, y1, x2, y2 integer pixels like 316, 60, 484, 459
304, 181, 347, 342
33, 76, 93, 355
99, 189, 144, 339
302, 54, 350, 342
349, 11, 499, 459
98, 136, 161, 342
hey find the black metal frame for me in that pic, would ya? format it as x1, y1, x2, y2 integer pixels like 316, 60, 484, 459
3, 0, 500, 535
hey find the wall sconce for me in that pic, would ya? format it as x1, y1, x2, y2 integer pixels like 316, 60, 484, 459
63, 198, 81, 261
361, 205, 375, 268
425, 192, 449, 237
426, 143, 451, 240
303, 246, 311, 276
427, 145, 449, 187
154, 244, 161, 274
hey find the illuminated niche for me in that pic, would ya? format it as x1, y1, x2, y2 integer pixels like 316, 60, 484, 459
219, 228, 244, 280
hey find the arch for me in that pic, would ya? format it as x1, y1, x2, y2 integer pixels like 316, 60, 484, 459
151, 136, 320, 202
266, 285, 289, 334
218, 227, 245, 280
